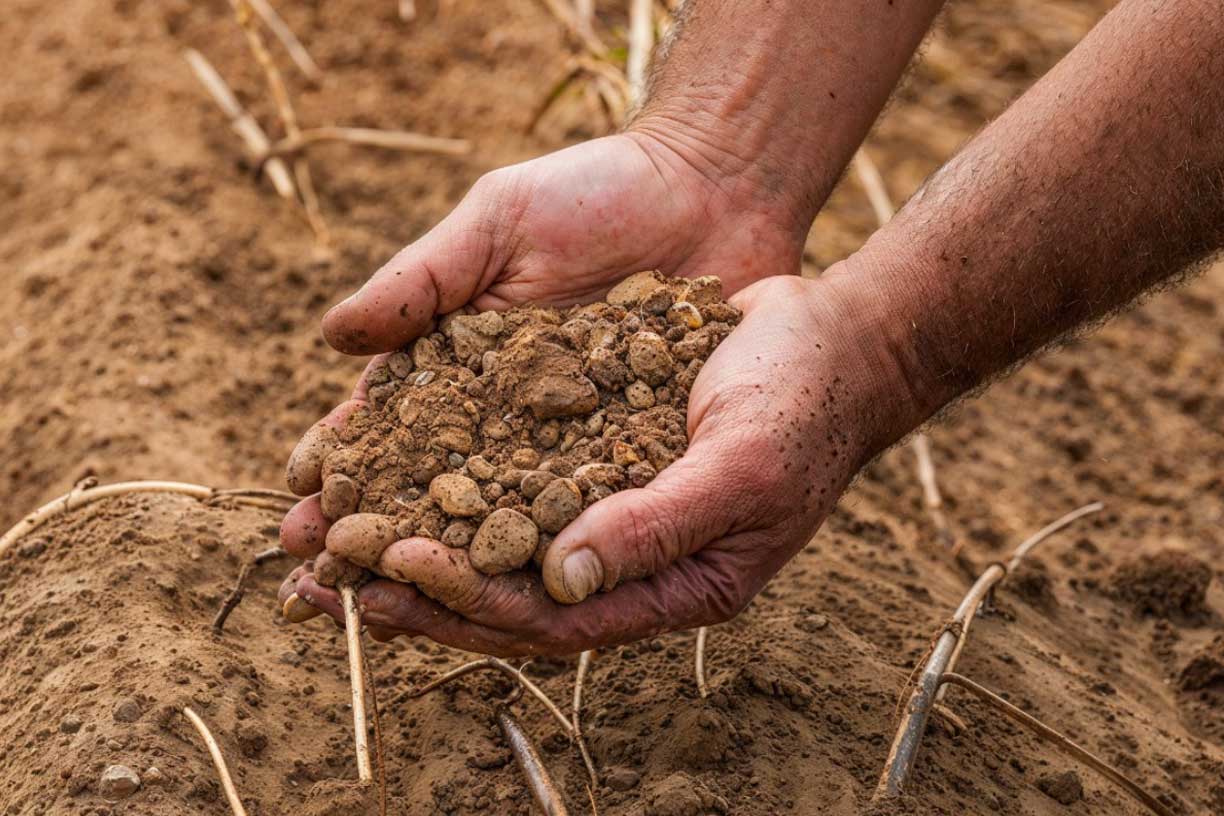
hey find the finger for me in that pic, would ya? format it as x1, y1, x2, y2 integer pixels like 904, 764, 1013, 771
277, 564, 310, 606
322, 192, 498, 354
280, 495, 330, 559
285, 399, 366, 496
542, 431, 762, 604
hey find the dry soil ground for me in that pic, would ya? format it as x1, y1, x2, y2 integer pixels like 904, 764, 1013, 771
2, 0, 1223, 814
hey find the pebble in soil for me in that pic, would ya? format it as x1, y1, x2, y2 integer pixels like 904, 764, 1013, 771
307, 271, 740, 580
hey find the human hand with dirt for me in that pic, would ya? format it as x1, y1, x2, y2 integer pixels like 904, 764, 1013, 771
279, 271, 908, 654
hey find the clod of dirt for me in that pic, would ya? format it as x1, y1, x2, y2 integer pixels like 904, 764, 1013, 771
324, 272, 739, 577
605, 766, 642, 791
99, 765, 141, 801
1179, 635, 1224, 690
1036, 769, 1084, 805
646, 771, 729, 816
113, 697, 142, 723
1107, 550, 1212, 618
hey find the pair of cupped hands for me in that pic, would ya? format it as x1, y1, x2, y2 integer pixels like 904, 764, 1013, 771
278, 132, 901, 656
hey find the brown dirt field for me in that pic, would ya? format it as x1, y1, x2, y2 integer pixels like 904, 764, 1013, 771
3, 0, 1224, 814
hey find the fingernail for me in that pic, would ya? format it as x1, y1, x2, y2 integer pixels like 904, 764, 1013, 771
282, 592, 322, 623
561, 549, 605, 603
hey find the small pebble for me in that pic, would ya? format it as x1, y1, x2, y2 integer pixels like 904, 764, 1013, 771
112, 698, 142, 723
386, 351, 414, 378
59, 715, 82, 734
98, 765, 140, 801
429, 474, 489, 517
441, 521, 476, 548
521, 470, 558, 500
511, 448, 541, 469
625, 380, 656, 409
531, 478, 583, 533
628, 331, 674, 385
466, 455, 496, 481
470, 509, 540, 575
414, 370, 436, 387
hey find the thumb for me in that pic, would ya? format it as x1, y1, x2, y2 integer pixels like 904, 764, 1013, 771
541, 433, 755, 604
322, 184, 502, 354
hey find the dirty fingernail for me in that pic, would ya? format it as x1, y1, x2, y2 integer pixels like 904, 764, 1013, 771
282, 592, 323, 623
561, 549, 604, 603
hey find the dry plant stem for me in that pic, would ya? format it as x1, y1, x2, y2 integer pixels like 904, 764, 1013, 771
265, 127, 471, 160
852, 149, 952, 548
875, 501, 1103, 799
497, 707, 571, 816
206, 487, 301, 505
230, 0, 329, 244
0, 480, 288, 556
695, 626, 709, 698
539, 0, 608, 58
940, 673, 1173, 816
182, 49, 296, 199
412, 657, 575, 738
358, 634, 388, 816
245, 0, 321, 82
340, 584, 374, 783
626, 0, 654, 108
183, 707, 249, 816
571, 650, 599, 787
212, 546, 289, 634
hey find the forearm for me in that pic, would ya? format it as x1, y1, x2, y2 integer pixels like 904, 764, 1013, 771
629, 0, 944, 239
842, 0, 1224, 444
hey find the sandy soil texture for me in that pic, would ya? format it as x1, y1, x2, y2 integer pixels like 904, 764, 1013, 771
2, 0, 1222, 814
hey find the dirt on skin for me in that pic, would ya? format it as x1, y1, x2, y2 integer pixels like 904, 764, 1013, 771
3, 0, 1224, 815
308, 272, 737, 580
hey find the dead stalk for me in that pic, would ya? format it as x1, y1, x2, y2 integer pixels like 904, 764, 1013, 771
626, 0, 654, 108
875, 501, 1103, 799
245, 0, 321, 82
183, 707, 249, 816
411, 657, 575, 738
539, 0, 608, 58
852, 149, 952, 548
940, 673, 1173, 816
571, 650, 600, 786
695, 626, 709, 698
358, 632, 388, 816
183, 49, 296, 199
340, 584, 374, 782
497, 706, 571, 816
230, 0, 329, 244
262, 126, 471, 162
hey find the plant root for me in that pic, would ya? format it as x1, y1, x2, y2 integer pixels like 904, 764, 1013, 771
940, 673, 1173, 816
626, 0, 654, 108
695, 626, 709, 698
875, 501, 1103, 798
183, 707, 249, 816
212, 546, 288, 634
183, 48, 297, 199
257, 126, 471, 166
411, 656, 575, 738
340, 584, 374, 783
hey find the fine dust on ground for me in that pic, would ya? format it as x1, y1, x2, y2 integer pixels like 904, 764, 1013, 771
3, 0, 1224, 815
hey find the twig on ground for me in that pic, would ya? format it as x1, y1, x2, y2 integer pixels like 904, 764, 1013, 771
230, 0, 329, 244
695, 626, 709, 698
497, 704, 571, 816
875, 501, 1103, 799
411, 657, 575, 738
183, 707, 249, 816
626, 0, 654, 108
539, 0, 608, 58
940, 673, 1173, 816
571, 650, 599, 786
212, 546, 289, 634
851, 148, 953, 548
183, 49, 296, 199
340, 584, 374, 782
205, 487, 300, 505
245, 0, 321, 82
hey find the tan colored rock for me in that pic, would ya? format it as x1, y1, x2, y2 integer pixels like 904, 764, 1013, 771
607, 270, 666, 307
531, 478, 583, 533
470, 509, 539, 574
625, 380, 656, 409
441, 520, 477, 548
628, 331, 674, 386
429, 473, 489, 517
523, 374, 599, 419
433, 426, 474, 455
521, 470, 558, 500
681, 275, 722, 306
666, 301, 704, 329
466, 455, 496, 481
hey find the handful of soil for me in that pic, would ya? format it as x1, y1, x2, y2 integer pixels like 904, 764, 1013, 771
290, 271, 740, 583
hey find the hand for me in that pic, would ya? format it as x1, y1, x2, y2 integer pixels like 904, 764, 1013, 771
279, 271, 910, 655
318, 131, 803, 356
